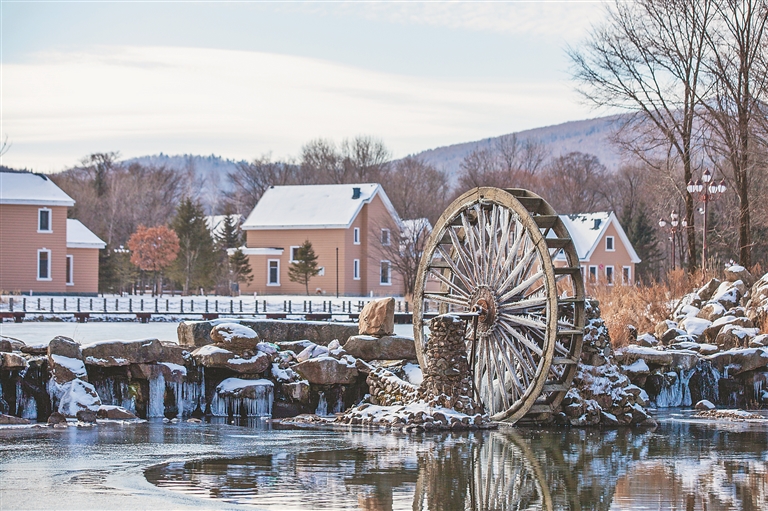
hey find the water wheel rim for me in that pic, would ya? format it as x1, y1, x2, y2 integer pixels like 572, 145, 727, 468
413, 187, 559, 423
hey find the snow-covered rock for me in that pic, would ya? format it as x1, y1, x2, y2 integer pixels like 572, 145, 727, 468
714, 324, 759, 350
82, 338, 185, 367
343, 334, 417, 361
210, 323, 259, 349
294, 356, 359, 385
51, 379, 101, 417
191, 345, 271, 374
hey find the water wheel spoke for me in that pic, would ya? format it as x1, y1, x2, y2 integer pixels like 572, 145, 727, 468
460, 211, 483, 285
498, 296, 548, 311
493, 331, 525, 400
495, 325, 537, 386
499, 312, 547, 331
424, 293, 470, 309
498, 270, 544, 305
492, 219, 524, 289
427, 267, 471, 299
496, 246, 537, 299
435, 244, 475, 292
498, 320, 544, 361
488, 335, 511, 411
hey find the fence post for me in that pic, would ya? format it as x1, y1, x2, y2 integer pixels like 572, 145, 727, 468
129, 299, 133, 312
309, 301, 313, 313
38, 298, 41, 310
289, 301, 292, 313
9, 298, 13, 312
104, 298, 107, 312
155, 299, 159, 313
77, 298, 81, 312
51, 298, 54, 312
181, 300, 184, 313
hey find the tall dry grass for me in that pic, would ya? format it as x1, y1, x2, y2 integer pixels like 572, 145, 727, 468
589, 269, 708, 348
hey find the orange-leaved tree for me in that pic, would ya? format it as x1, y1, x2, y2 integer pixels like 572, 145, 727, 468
127, 225, 180, 296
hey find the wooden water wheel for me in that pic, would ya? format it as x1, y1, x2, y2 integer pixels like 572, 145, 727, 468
413, 188, 585, 423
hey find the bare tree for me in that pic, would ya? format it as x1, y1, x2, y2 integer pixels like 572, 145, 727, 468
371, 217, 431, 298
300, 139, 344, 183
699, 0, 768, 266
341, 135, 391, 183
540, 152, 611, 214
569, 0, 715, 271
385, 156, 450, 224
226, 155, 300, 214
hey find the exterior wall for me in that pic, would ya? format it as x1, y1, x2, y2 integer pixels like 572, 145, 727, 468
582, 222, 636, 285
66, 248, 100, 294
0, 204, 69, 293
242, 194, 405, 296
361, 194, 405, 297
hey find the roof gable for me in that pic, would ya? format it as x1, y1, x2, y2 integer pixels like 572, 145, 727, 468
558, 211, 640, 263
242, 183, 401, 230
0, 171, 75, 207
66, 219, 106, 249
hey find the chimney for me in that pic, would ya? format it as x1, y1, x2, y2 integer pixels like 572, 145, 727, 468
352, 187, 361, 199
593, 218, 601, 229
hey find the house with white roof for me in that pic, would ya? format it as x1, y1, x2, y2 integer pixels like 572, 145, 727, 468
557, 212, 640, 286
240, 183, 405, 296
0, 170, 105, 294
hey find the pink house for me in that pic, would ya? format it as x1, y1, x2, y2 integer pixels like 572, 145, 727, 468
0, 170, 105, 295
239, 183, 405, 296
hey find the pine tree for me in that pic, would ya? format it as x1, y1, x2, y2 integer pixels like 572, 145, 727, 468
229, 248, 254, 290
288, 240, 320, 295
170, 198, 217, 294
216, 214, 241, 249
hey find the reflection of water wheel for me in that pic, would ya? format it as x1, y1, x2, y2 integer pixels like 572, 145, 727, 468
470, 429, 554, 511
413, 188, 585, 423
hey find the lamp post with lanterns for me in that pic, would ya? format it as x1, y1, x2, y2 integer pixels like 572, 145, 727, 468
686, 169, 726, 272
659, 211, 687, 270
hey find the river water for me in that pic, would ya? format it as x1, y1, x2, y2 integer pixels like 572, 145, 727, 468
1, 411, 766, 510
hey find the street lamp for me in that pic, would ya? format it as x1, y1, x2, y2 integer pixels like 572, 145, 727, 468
687, 169, 727, 272
659, 211, 687, 270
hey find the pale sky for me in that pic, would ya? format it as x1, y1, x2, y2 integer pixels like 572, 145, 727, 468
1, 1, 609, 172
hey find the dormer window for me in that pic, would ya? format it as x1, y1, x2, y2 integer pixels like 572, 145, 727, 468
380, 228, 391, 246
605, 236, 615, 251
38, 208, 52, 233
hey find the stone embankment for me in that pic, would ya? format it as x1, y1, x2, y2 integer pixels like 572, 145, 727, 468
614, 265, 768, 411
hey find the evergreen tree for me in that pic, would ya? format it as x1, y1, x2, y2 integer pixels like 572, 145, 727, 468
170, 198, 217, 294
622, 202, 663, 283
288, 240, 320, 295
229, 249, 254, 290
216, 214, 241, 249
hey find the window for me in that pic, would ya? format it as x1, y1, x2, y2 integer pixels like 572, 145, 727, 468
38, 208, 52, 232
380, 228, 391, 246
353, 259, 360, 280
353, 227, 360, 245
588, 265, 598, 284
267, 259, 280, 286
318, 267, 325, 277
37, 249, 51, 280
605, 266, 614, 285
290, 246, 300, 263
605, 236, 615, 251
622, 266, 632, 286
66, 255, 74, 285
380, 260, 391, 285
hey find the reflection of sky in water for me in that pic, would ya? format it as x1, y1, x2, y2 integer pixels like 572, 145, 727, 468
1, 412, 767, 510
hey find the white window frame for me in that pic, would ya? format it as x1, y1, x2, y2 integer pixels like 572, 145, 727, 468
289, 246, 300, 263
38, 208, 52, 233
380, 260, 391, 286
66, 255, 74, 286
267, 259, 280, 286
622, 266, 632, 286
581, 265, 587, 284
605, 235, 615, 252
605, 265, 615, 286
353, 259, 360, 280
588, 265, 598, 284
37, 248, 52, 281
380, 228, 391, 246
353, 227, 360, 245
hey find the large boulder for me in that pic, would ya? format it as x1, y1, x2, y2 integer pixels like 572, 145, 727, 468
82, 338, 185, 367
0, 413, 31, 425
358, 298, 395, 337
215, 377, 274, 400
708, 347, 768, 375
711, 281, 744, 309
190, 345, 271, 374
697, 302, 726, 322
1, 352, 27, 370
697, 278, 722, 302
178, 319, 358, 348
48, 336, 82, 360
655, 320, 678, 339
725, 265, 754, 287
714, 324, 759, 350
52, 379, 102, 417
210, 323, 259, 350
343, 334, 417, 361
97, 405, 138, 420
48, 354, 87, 384
294, 356, 359, 385
679, 317, 711, 337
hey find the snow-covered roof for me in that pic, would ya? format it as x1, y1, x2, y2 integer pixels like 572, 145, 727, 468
0, 171, 75, 206
66, 219, 106, 249
205, 214, 242, 237
242, 183, 401, 230
558, 211, 640, 263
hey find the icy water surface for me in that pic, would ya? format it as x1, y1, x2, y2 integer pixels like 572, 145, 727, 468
1, 412, 767, 510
